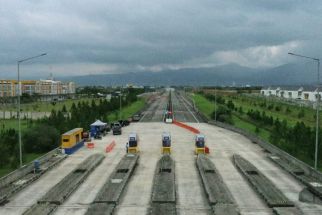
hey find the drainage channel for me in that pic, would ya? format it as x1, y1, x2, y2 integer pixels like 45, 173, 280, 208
149, 154, 176, 215
233, 154, 303, 215
0, 152, 66, 205
85, 153, 139, 215
23, 154, 105, 215
196, 154, 239, 215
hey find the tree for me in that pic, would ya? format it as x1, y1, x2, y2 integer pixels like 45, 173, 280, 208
227, 100, 235, 110
212, 105, 233, 124
0, 129, 18, 167
23, 124, 60, 153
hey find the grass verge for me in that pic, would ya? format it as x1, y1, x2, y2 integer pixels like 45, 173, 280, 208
191, 93, 215, 118
107, 98, 146, 122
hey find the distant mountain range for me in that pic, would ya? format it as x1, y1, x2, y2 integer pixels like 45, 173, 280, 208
62, 63, 318, 86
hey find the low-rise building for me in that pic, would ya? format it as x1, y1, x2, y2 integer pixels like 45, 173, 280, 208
261, 86, 321, 102
0, 79, 75, 97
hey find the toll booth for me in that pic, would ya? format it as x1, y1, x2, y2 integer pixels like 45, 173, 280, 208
195, 134, 206, 154
161, 132, 171, 154
128, 132, 139, 154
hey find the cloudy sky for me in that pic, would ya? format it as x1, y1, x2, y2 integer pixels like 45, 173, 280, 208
1, 0, 322, 78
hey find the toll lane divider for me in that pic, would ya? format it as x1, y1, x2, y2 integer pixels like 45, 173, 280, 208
85, 154, 139, 215
23, 154, 105, 215
149, 155, 176, 215
173, 120, 200, 134
105, 141, 116, 153
0, 148, 66, 205
196, 154, 239, 214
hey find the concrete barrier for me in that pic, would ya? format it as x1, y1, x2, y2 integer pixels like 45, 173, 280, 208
149, 155, 176, 215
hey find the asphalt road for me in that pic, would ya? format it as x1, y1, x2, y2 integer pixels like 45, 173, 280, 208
139, 91, 168, 122
171, 91, 203, 123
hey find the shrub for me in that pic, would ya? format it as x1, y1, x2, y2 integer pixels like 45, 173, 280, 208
298, 109, 305, 118
227, 100, 235, 110
211, 105, 233, 124
238, 106, 244, 114
23, 124, 60, 153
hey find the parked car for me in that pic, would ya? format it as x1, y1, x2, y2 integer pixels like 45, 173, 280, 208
132, 114, 141, 122
119, 120, 130, 126
112, 122, 122, 135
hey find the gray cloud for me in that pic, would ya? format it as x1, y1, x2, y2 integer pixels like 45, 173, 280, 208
1, 0, 322, 78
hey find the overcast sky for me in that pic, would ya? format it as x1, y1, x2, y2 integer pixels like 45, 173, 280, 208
1, 0, 322, 78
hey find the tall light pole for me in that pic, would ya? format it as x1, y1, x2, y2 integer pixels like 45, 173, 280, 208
17, 53, 47, 167
215, 86, 217, 121
119, 87, 122, 120
288, 52, 320, 169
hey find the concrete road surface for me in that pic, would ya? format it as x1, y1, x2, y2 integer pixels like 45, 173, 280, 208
1, 88, 322, 214
1, 122, 322, 214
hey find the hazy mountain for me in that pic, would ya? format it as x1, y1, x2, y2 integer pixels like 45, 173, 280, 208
63, 63, 318, 86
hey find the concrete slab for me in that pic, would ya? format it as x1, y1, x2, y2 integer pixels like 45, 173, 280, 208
171, 124, 211, 215
54, 131, 128, 214
195, 122, 322, 214
0, 150, 93, 215
114, 123, 164, 215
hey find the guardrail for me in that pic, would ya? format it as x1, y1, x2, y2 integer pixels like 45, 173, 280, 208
208, 120, 322, 181
0, 147, 62, 189
187, 92, 322, 181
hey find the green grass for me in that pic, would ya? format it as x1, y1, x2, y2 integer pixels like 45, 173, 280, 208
229, 95, 319, 128
0, 168, 13, 178
107, 99, 146, 122
25, 153, 44, 163
3, 98, 101, 112
0, 119, 29, 131
232, 115, 270, 142
192, 93, 271, 141
191, 93, 215, 118
193, 92, 322, 170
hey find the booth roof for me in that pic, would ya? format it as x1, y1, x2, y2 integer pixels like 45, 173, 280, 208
90, 120, 107, 126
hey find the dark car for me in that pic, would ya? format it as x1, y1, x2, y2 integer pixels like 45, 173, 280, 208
112, 122, 122, 135
119, 120, 130, 127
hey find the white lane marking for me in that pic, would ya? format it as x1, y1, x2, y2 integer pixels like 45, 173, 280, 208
179, 93, 199, 123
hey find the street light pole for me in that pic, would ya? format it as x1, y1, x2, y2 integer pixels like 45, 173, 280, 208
17, 53, 47, 167
316, 60, 320, 170
288, 52, 320, 169
119, 88, 122, 120
215, 86, 217, 121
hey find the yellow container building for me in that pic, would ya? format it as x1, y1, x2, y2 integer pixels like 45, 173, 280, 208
61, 128, 84, 154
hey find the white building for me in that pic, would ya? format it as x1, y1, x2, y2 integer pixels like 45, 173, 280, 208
261, 86, 321, 102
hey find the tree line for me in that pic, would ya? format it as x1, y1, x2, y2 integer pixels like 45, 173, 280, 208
0, 88, 144, 169
199, 91, 322, 167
